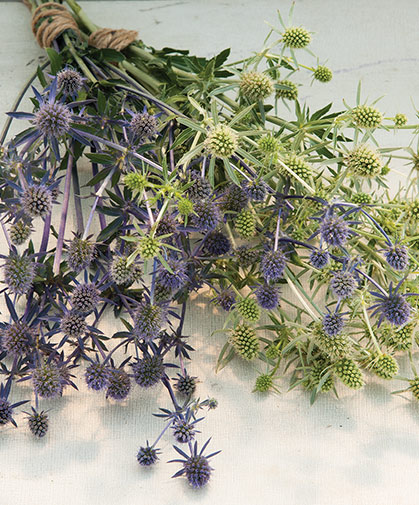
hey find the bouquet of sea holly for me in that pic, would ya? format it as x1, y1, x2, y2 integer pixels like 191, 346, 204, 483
1, 0, 419, 489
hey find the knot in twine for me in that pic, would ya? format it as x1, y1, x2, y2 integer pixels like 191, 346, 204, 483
88, 28, 138, 51
30, 2, 81, 48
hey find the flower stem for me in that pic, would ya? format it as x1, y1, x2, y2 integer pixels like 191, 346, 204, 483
53, 147, 74, 274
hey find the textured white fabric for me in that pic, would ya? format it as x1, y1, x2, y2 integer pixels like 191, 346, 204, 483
1, 1, 419, 504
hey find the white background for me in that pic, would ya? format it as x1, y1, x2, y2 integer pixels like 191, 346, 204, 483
1, 1, 419, 504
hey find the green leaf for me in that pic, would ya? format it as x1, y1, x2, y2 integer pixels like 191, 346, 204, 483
85, 153, 114, 165
45, 48, 63, 75
36, 66, 47, 87
97, 216, 124, 241
228, 103, 255, 127
170, 127, 195, 150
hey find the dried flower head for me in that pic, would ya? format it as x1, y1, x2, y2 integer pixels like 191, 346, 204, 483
204, 124, 238, 158
67, 236, 95, 272
133, 300, 164, 341
235, 210, 255, 238
239, 71, 274, 101
230, 323, 259, 360
3, 253, 36, 295
9, 221, 32, 245
132, 355, 164, 388
27, 409, 48, 438
352, 105, 382, 129
129, 112, 158, 140
34, 101, 71, 138
57, 68, 84, 96
313, 65, 333, 82
347, 144, 382, 177
276, 80, 298, 101
85, 362, 110, 391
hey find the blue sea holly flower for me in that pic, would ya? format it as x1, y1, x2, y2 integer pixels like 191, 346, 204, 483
330, 271, 357, 299
369, 282, 414, 327
137, 443, 160, 466
319, 214, 350, 247
157, 259, 188, 291
170, 439, 221, 489
322, 311, 345, 336
204, 231, 231, 256
192, 199, 221, 232
7, 77, 90, 160
255, 284, 280, 310
260, 249, 286, 283
310, 249, 330, 269
56, 67, 85, 98
384, 245, 408, 271
214, 289, 236, 311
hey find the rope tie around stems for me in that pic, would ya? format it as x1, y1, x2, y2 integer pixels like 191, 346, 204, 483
30, 2, 81, 48
88, 28, 138, 51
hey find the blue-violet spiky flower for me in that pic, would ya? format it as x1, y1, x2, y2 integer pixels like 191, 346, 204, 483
71, 283, 100, 313
157, 259, 188, 291
133, 300, 164, 341
137, 443, 159, 466
106, 368, 131, 400
255, 284, 280, 310
384, 245, 408, 271
192, 199, 221, 232
3, 253, 36, 295
132, 355, 164, 388
34, 100, 71, 138
85, 362, 110, 391
260, 250, 286, 283
21, 185, 52, 218
320, 215, 350, 247
322, 312, 345, 336
204, 231, 231, 256
330, 271, 357, 299
310, 249, 330, 269
32, 362, 63, 399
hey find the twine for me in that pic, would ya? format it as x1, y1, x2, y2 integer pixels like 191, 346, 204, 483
25, 1, 137, 51
88, 28, 138, 51
30, 2, 81, 48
